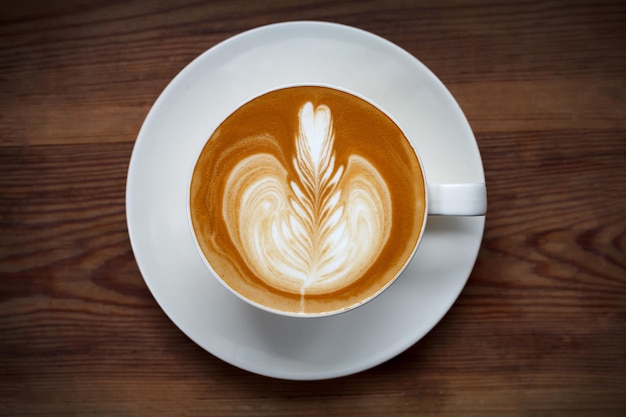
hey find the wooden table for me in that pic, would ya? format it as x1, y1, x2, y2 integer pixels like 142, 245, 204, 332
1, 1, 624, 415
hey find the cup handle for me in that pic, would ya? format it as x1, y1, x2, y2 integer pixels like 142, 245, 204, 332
427, 183, 487, 216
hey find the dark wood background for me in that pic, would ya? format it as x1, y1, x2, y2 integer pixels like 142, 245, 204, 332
1, 1, 625, 415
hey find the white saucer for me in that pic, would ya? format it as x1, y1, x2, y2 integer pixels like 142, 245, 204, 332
126, 21, 485, 380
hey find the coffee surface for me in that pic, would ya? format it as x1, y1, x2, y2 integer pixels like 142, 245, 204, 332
190, 86, 425, 315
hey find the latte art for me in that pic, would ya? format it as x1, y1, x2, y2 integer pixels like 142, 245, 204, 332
223, 102, 392, 296
190, 86, 425, 315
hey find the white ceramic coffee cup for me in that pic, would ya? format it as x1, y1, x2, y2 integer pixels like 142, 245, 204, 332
188, 84, 486, 318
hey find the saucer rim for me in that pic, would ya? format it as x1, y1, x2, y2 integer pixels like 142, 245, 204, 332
126, 21, 486, 380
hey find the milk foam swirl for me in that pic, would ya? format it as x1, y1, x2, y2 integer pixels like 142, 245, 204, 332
223, 102, 392, 295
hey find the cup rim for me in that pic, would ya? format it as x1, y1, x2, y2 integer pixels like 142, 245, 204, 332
186, 82, 429, 318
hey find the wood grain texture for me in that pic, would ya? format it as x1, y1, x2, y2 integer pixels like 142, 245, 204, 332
1, 0, 625, 416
